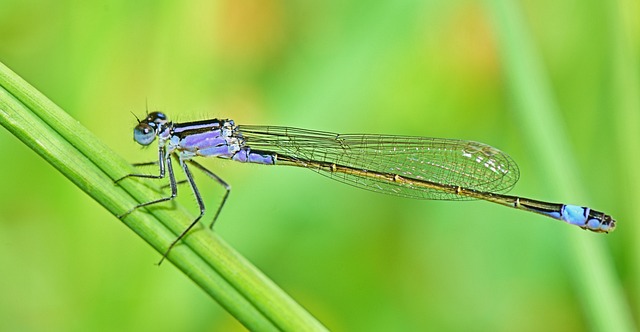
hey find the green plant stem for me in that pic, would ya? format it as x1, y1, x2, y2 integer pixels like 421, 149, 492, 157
485, 1, 635, 331
0, 61, 327, 332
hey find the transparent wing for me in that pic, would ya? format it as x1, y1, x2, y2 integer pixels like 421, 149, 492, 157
236, 125, 520, 200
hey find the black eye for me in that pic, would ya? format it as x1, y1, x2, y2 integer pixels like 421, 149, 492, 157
133, 123, 156, 145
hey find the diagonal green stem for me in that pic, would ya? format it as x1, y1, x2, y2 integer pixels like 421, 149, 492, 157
0, 61, 327, 332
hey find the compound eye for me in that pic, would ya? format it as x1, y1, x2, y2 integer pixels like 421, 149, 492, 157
133, 123, 156, 145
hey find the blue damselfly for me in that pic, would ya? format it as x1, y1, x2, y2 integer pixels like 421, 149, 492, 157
117, 112, 615, 263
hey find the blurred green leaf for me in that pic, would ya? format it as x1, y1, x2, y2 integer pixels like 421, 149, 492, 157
486, 1, 635, 331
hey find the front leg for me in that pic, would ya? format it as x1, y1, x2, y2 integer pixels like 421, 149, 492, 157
117, 147, 179, 218
115, 146, 166, 183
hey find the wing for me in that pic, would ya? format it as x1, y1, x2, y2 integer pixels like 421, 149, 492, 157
236, 125, 520, 200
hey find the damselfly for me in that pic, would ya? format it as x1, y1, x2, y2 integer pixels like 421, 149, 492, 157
118, 112, 616, 263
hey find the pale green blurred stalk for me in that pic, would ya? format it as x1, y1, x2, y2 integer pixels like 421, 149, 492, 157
0, 61, 327, 332
608, 0, 640, 320
485, 1, 635, 331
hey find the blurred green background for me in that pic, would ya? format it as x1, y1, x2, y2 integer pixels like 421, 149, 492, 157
0, 0, 638, 331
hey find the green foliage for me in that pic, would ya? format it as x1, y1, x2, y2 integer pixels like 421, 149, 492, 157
0, 0, 637, 331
